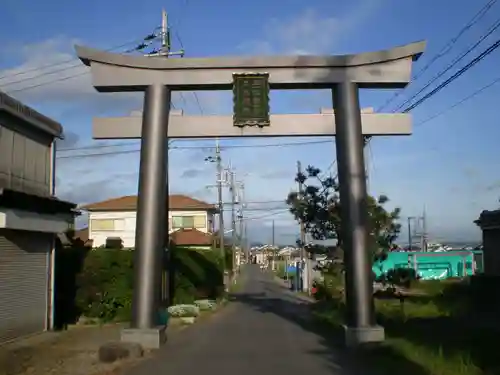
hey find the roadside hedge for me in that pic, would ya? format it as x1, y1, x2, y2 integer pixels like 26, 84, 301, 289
71, 246, 225, 323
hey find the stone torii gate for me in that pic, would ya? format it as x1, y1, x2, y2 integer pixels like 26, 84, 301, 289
76, 41, 425, 348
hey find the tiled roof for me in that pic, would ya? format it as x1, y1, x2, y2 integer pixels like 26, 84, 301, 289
69, 227, 213, 248
170, 229, 214, 246
80, 194, 216, 212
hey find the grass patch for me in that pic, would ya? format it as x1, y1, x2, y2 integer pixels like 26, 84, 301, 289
312, 278, 499, 375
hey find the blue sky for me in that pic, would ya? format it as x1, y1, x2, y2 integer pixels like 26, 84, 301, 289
1, 0, 499, 244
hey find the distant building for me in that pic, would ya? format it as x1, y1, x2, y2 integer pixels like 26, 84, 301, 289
79, 194, 218, 249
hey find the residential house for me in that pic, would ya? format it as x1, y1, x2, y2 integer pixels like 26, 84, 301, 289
0, 91, 77, 343
80, 194, 217, 249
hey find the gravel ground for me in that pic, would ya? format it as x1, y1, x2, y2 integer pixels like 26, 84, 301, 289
0, 321, 187, 375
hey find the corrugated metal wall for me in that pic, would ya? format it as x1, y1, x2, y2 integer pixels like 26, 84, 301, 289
0, 119, 51, 196
0, 229, 51, 343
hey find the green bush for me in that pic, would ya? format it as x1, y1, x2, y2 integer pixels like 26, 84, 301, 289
224, 246, 233, 271
75, 246, 224, 322
436, 275, 500, 316
54, 241, 89, 328
384, 267, 419, 289
75, 249, 134, 322
171, 247, 224, 303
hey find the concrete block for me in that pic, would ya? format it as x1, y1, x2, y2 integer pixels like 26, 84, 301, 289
342, 325, 385, 347
120, 326, 167, 349
98, 341, 143, 363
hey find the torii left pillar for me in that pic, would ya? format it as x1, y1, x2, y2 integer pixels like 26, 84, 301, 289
121, 84, 171, 348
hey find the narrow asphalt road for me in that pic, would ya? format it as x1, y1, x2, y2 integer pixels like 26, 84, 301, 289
126, 265, 363, 375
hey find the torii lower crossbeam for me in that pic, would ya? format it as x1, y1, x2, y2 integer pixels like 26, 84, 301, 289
92, 110, 411, 139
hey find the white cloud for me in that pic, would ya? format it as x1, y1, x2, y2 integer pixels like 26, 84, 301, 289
0, 36, 224, 115
0, 0, 386, 110
0, 1, 385, 113
0, 37, 94, 102
238, 0, 386, 55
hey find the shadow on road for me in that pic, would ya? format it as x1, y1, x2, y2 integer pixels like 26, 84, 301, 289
229, 277, 430, 375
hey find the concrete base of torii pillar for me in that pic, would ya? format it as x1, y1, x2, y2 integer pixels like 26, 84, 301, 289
343, 325, 385, 347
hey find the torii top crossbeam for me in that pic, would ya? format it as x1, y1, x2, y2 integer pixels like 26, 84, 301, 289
75, 41, 426, 92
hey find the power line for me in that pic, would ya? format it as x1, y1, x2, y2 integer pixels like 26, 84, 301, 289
320, 160, 337, 180
2, 36, 161, 96
0, 37, 147, 81
0, 34, 158, 90
394, 16, 500, 112
243, 209, 290, 222
244, 200, 286, 205
224, 206, 287, 212
5, 71, 89, 95
56, 139, 335, 159
402, 38, 500, 113
377, 0, 498, 112
58, 142, 139, 152
192, 92, 204, 114
78, 200, 286, 212
367, 13, 500, 149
415, 75, 500, 127
168, 14, 204, 116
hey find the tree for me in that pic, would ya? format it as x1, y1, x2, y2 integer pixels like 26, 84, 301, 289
286, 165, 401, 263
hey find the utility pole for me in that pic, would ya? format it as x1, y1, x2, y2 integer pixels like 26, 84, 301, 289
145, 10, 184, 58
229, 167, 237, 276
271, 220, 276, 271
161, 9, 169, 52
297, 161, 308, 293
422, 206, 428, 252
364, 143, 370, 193
215, 141, 225, 262
407, 214, 426, 251
237, 182, 246, 262
238, 208, 244, 262
244, 219, 248, 263
216, 141, 224, 254
205, 140, 226, 289
272, 219, 275, 247
407, 217, 413, 250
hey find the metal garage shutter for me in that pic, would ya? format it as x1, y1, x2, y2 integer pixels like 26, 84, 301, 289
0, 228, 52, 343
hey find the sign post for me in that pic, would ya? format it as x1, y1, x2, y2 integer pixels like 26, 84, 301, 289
233, 73, 270, 128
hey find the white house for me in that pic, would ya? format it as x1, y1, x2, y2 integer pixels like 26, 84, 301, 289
80, 194, 217, 248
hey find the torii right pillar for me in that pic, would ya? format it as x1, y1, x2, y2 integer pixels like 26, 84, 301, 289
333, 82, 381, 346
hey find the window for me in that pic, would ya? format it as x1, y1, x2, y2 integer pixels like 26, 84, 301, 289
194, 215, 206, 229
169, 215, 207, 229
171, 215, 206, 229
172, 216, 194, 229
91, 219, 122, 231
